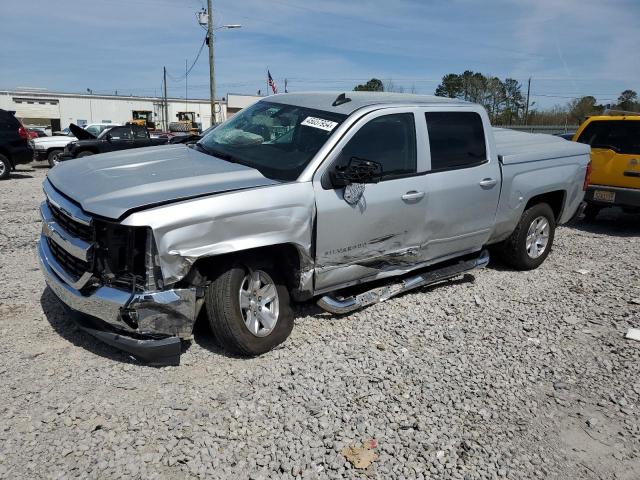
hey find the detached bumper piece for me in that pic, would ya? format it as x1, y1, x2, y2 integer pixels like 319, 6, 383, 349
39, 236, 197, 366
71, 312, 182, 366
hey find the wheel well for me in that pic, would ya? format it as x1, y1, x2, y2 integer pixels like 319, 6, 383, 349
46, 147, 64, 154
524, 190, 565, 221
185, 244, 303, 292
0, 147, 12, 166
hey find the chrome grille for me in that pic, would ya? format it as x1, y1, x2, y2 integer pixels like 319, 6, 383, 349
41, 180, 95, 289
48, 201, 93, 241
47, 238, 90, 280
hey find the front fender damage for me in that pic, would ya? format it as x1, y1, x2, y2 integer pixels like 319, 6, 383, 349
122, 183, 317, 292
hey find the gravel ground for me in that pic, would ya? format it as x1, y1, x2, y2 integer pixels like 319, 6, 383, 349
1, 163, 639, 480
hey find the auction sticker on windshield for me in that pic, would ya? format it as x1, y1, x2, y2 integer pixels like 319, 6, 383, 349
301, 116, 339, 132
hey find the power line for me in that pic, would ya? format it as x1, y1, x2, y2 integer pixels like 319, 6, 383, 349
166, 37, 207, 82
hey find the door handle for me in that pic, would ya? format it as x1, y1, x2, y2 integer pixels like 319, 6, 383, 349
479, 178, 497, 188
401, 190, 425, 202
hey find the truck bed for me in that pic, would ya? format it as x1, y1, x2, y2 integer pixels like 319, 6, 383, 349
493, 128, 589, 164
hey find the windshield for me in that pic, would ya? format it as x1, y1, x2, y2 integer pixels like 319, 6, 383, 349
198, 101, 347, 181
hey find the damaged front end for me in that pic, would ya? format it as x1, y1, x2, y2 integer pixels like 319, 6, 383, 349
39, 180, 200, 365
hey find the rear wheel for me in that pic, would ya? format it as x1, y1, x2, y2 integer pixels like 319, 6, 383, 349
76, 151, 94, 158
205, 259, 293, 356
0, 154, 11, 180
499, 203, 556, 270
47, 149, 63, 167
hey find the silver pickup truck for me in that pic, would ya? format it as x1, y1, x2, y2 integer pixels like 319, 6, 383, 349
38, 92, 591, 364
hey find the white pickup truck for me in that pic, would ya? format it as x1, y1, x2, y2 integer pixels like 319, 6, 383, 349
38, 92, 591, 364
32, 123, 120, 166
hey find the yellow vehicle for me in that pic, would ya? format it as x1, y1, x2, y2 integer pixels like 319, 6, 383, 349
169, 112, 199, 134
573, 114, 640, 218
128, 110, 156, 130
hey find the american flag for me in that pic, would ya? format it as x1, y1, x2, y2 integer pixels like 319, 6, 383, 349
268, 70, 278, 94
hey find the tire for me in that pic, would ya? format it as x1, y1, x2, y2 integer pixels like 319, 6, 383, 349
583, 203, 601, 220
499, 203, 556, 270
76, 151, 94, 158
205, 259, 294, 356
169, 122, 188, 132
0, 154, 11, 180
47, 149, 63, 167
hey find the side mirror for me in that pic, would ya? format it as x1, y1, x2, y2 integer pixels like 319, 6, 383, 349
329, 157, 382, 188
105, 133, 113, 142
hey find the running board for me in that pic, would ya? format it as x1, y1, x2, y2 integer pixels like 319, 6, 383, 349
317, 250, 489, 315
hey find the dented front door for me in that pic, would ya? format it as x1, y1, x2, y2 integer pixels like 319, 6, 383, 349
312, 109, 429, 292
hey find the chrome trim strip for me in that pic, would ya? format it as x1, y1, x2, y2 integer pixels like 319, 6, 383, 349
39, 235, 94, 290
43, 179, 92, 226
40, 202, 92, 262
317, 250, 490, 314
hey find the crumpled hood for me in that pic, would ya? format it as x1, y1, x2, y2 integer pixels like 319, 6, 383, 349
46, 145, 279, 219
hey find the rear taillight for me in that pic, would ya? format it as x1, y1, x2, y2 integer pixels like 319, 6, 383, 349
583, 161, 592, 191
18, 126, 28, 140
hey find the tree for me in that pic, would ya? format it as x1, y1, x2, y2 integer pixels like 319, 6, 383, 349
435, 74, 462, 98
568, 96, 604, 123
616, 89, 638, 111
434, 71, 524, 124
353, 78, 384, 92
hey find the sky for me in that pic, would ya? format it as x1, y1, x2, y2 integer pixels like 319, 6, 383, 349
1, 0, 638, 109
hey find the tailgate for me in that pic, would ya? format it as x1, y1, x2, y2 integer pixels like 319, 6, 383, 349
590, 149, 640, 189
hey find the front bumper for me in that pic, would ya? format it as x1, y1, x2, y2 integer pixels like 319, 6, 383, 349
33, 149, 48, 161
585, 185, 640, 209
38, 236, 198, 365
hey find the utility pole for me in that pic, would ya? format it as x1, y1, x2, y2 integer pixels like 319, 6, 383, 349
207, 0, 216, 124
163, 66, 169, 131
524, 77, 531, 125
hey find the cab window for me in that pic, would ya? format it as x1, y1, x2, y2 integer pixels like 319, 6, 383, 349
425, 112, 486, 171
132, 126, 148, 139
106, 127, 132, 140
577, 121, 640, 155
339, 113, 417, 179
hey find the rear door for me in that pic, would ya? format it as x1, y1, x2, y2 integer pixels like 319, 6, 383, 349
418, 109, 501, 261
576, 119, 640, 189
313, 108, 430, 291
132, 125, 152, 148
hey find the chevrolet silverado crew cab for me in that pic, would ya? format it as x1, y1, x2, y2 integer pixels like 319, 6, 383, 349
572, 114, 640, 218
38, 92, 590, 365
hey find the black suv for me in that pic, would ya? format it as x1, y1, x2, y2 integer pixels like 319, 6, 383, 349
0, 109, 33, 179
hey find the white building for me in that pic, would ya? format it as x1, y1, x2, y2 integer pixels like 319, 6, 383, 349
0, 89, 262, 133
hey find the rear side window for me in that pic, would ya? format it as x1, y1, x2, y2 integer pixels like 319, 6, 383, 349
425, 112, 486, 171
576, 121, 640, 155
0, 110, 19, 131
132, 126, 148, 139
108, 127, 132, 140
340, 113, 417, 179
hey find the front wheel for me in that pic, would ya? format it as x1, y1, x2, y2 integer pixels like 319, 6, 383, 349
47, 149, 63, 167
499, 203, 556, 270
205, 260, 293, 356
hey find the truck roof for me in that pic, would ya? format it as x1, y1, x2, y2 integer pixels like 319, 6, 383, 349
267, 91, 469, 115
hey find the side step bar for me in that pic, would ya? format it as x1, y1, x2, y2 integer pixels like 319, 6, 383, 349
317, 250, 490, 315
